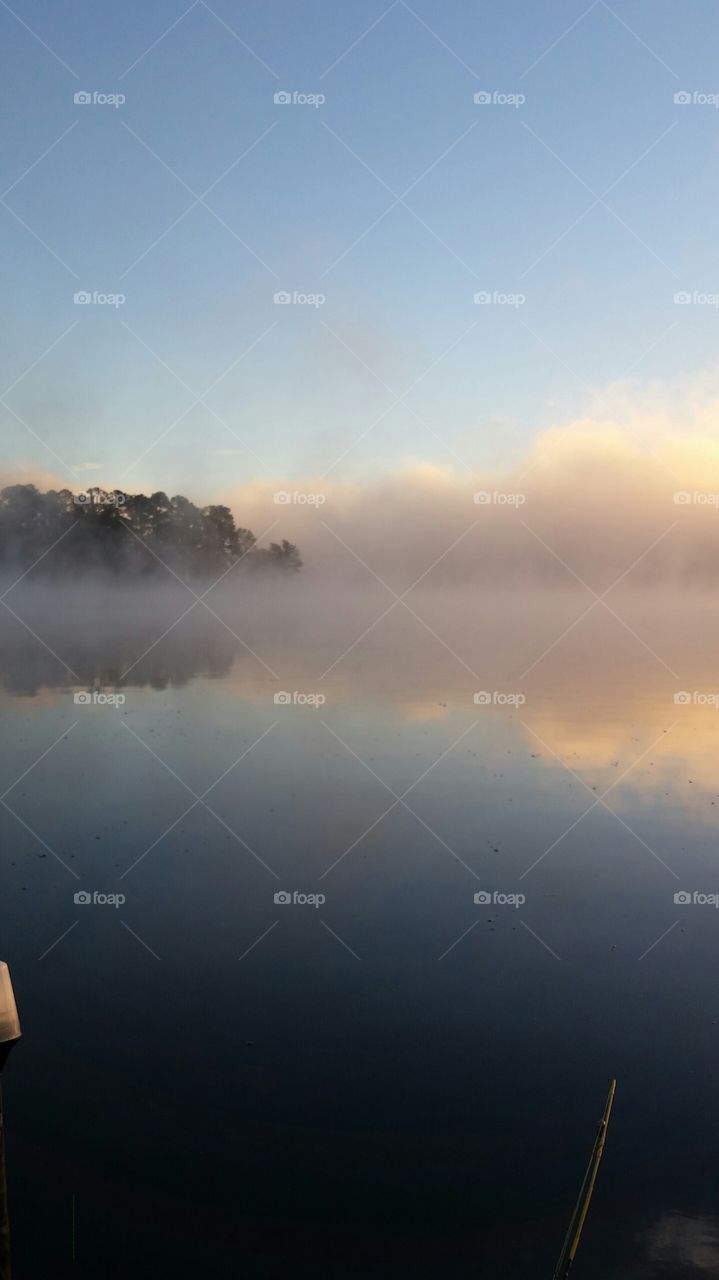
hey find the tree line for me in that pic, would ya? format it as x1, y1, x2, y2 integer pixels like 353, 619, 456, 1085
0, 485, 302, 579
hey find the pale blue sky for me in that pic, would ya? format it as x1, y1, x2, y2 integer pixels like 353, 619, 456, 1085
1, 0, 718, 496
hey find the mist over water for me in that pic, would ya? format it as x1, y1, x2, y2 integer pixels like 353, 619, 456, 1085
2, 578, 719, 1275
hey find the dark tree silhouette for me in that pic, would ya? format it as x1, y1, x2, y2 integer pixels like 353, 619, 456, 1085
0, 485, 301, 580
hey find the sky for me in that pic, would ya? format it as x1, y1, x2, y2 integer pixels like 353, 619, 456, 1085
1, 0, 719, 501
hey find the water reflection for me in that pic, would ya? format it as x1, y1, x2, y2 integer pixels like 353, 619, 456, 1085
3, 585, 719, 1276
642, 1213, 719, 1274
4, 584, 719, 808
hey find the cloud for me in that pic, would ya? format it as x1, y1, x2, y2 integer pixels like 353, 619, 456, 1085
219, 374, 719, 587
8, 366, 719, 587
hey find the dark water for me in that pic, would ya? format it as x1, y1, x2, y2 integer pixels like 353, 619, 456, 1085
2, 585, 719, 1277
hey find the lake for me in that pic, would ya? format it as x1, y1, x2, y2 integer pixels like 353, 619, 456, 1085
1, 582, 719, 1277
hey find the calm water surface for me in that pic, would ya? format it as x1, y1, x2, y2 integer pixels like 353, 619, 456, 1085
1, 586, 719, 1277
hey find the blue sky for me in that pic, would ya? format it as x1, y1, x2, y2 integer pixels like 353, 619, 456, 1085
1, 0, 718, 497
